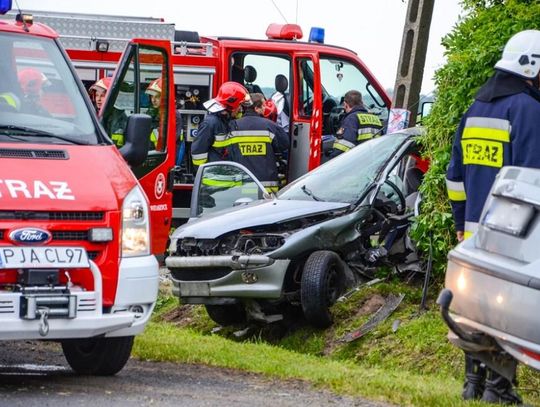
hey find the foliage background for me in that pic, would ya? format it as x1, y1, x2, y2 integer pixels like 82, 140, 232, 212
412, 0, 540, 275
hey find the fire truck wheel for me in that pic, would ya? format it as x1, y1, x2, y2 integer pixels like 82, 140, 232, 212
205, 304, 246, 326
61, 336, 134, 375
301, 251, 345, 329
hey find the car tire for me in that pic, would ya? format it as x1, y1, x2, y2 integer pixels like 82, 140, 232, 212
61, 336, 134, 376
301, 250, 344, 329
205, 304, 246, 326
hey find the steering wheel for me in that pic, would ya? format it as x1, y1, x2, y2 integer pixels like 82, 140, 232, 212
380, 179, 406, 215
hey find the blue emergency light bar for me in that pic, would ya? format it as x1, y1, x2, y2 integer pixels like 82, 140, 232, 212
309, 27, 325, 44
0, 0, 12, 15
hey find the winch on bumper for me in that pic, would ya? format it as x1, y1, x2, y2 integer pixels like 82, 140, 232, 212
166, 254, 290, 302
0, 255, 159, 340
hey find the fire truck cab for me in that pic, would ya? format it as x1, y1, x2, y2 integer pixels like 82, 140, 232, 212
0, 1, 176, 375
22, 11, 392, 228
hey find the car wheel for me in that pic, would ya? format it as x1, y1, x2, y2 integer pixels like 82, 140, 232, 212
301, 251, 344, 329
205, 304, 246, 326
61, 336, 134, 376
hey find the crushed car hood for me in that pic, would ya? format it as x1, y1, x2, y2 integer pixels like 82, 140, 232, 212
176, 199, 351, 239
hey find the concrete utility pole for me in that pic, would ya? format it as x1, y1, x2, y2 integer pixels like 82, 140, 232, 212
392, 0, 435, 126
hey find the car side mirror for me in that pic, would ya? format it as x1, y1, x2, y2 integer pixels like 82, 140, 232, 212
119, 113, 151, 167
414, 192, 423, 217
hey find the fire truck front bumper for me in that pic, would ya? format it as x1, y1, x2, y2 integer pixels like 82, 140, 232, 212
0, 255, 159, 340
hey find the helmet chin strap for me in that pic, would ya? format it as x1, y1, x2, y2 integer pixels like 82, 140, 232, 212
533, 73, 540, 89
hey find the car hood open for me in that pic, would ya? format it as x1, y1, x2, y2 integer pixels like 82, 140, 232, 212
175, 199, 351, 239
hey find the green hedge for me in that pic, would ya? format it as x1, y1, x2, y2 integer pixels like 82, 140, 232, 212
412, 0, 540, 276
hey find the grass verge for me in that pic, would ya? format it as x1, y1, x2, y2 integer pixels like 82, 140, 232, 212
134, 281, 540, 406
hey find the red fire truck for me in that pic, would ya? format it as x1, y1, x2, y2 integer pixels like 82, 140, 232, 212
22, 10, 392, 227
0, 2, 177, 374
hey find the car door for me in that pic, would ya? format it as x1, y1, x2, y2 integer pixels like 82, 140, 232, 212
190, 162, 269, 218
289, 53, 322, 182
101, 39, 176, 256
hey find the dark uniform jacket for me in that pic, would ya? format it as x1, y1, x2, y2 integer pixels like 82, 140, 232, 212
191, 112, 231, 167
446, 71, 540, 237
330, 105, 382, 158
230, 112, 290, 192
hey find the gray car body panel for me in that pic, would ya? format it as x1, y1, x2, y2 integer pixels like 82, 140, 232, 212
171, 199, 351, 241
444, 166, 540, 370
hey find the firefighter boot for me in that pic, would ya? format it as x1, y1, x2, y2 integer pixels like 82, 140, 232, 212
481, 368, 522, 405
462, 354, 486, 400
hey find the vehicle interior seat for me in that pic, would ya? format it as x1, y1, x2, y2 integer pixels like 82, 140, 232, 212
243, 65, 263, 94
273, 74, 290, 117
404, 166, 424, 211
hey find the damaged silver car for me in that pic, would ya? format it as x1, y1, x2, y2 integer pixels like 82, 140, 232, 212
440, 165, 540, 381
166, 128, 425, 328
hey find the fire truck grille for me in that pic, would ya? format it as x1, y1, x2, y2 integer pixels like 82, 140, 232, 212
0, 148, 68, 159
0, 211, 104, 221
52, 231, 88, 241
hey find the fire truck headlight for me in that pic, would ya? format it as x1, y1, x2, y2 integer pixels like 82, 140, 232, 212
121, 186, 150, 257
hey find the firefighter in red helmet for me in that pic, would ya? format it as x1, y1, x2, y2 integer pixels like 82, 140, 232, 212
18, 68, 50, 116
191, 81, 252, 169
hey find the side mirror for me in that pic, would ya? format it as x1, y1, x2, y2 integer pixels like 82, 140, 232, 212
414, 192, 423, 217
119, 114, 151, 167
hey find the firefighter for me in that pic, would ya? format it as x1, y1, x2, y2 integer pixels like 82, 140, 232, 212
229, 93, 289, 193
91, 77, 128, 148
446, 29, 540, 405
145, 78, 163, 150
89, 77, 108, 111
17, 68, 50, 116
325, 89, 383, 160
191, 81, 252, 170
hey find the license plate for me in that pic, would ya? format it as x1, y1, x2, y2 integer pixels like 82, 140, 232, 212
180, 282, 210, 297
0, 247, 89, 269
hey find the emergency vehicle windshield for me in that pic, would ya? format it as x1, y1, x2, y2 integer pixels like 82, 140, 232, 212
0, 33, 99, 145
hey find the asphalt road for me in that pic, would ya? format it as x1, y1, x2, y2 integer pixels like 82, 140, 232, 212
0, 341, 388, 407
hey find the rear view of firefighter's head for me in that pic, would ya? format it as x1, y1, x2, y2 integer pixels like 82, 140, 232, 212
495, 30, 540, 85
89, 77, 111, 111
204, 81, 251, 115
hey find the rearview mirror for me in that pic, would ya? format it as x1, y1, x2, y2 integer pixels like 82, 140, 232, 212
119, 113, 151, 167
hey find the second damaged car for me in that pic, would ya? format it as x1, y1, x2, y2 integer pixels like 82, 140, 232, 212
166, 129, 425, 328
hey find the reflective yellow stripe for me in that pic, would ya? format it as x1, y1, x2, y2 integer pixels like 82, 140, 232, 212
333, 143, 350, 152
447, 189, 466, 201
265, 186, 279, 193
212, 136, 273, 148
357, 133, 374, 141
192, 158, 208, 166
202, 178, 242, 187
0, 94, 17, 109
464, 231, 473, 240
462, 127, 510, 142
111, 133, 124, 147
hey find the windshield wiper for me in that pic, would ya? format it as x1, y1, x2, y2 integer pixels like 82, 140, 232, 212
301, 185, 323, 201
0, 125, 88, 145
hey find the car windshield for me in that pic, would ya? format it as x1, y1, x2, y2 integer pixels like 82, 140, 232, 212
0, 33, 98, 145
278, 134, 408, 204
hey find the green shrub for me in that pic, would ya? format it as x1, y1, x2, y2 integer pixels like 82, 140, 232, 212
412, 0, 540, 276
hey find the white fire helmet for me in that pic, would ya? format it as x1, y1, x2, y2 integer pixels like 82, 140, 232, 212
495, 30, 540, 79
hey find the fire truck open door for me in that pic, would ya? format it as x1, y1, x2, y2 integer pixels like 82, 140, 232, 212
100, 39, 176, 257
289, 53, 322, 182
